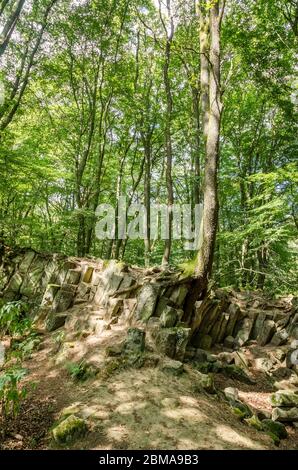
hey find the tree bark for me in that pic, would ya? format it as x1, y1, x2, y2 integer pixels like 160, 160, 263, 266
184, 0, 223, 321
161, 0, 174, 266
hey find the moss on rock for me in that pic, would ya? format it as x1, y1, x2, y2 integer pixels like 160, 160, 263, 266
52, 415, 88, 444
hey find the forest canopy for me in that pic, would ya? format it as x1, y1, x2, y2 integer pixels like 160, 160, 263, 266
0, 0, 297, 293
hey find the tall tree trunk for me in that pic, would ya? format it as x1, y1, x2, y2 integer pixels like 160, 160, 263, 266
191, 85, 201, 205
196, 0, 222, 278
184, 0, 223, 321
161, 0, 174, 266
143, 135, 151, 267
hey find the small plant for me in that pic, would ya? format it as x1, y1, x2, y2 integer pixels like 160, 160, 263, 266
66, 361, 96, 382
0, 366, 27, 419
0, 301, 31, 337
12, 332, 42, 360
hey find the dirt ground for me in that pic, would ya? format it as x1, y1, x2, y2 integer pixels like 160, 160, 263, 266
1, 331, 297, 451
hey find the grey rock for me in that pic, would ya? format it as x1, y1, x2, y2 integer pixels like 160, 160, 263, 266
271, 329, 289, 346
46, 313, 68, 332
254, 357, 275, 373
52, 415, 88, 444
251, 312, 267, 340
193, 371, 215, 394
175, 327, 191, 362
272, 407, 298, 422
52, 285, 76, 313
270, 391, 298, 408
155, 328, 177, 358
224, 335, 235, 349
125, 328, 145, 354
161, 359, 184, 375
235, 317, 254, 347
135, 284, 160, 322
195, 348, 208, 363
257, 319, 276, 346
160, 306, 178, 328
261, 419, 288, 439
224, 387, 239, 402
199, 334, 212, 350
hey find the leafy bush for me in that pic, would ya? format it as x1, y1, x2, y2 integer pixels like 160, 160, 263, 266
0, 301, 31, 336
0, 366, 27, 418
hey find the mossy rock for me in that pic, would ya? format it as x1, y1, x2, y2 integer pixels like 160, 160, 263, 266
244, 415, 263, 431
193, 361, 213, 374
223, 364, 253, 384
52, 415, 88, 444
270, 391, 298, 408
266, 431, 280, 446
261, 419, 288, 440
193, 370, 215, 394
231, 400, 253, 420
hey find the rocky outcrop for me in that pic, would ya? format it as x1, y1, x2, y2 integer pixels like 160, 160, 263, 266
0, 248, 297, 366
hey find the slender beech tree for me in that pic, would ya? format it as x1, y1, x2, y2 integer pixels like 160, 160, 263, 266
160, 0, 174, 266
184, 0, 224, 320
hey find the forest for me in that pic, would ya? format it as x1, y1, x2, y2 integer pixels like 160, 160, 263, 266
0, 0, 298, 456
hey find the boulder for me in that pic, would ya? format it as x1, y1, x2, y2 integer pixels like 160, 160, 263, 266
5, 272, 23, 294
286, 348, 298, 369
184, 347, 196, 361
193, 370, 215, 394
270, 391, 298, 408
155, 297, 170, 317
161, 359, 184, 375
124, 328, 145, 354
257, 319, 276, 346
65, 269, 81, 285
160, 306, 178, 328
218, 351, 235, 364
272, 407, 298, 422
52, 415, 88, 444
224, 387, 239, 402
195, 348, 208, 363
199, 335, 212, 350
18, 251, 36, 274
251, 312, 267, 340
224, 335, 235, 349
244, 415, 263, 431
223, 364, 254, 384
230, 400, 253, 419
52, 285, 76, 313
175, 327, 191, 362
155, 328, 177, 358
135, 284, 160, 322
256, 409, 271, 421
106, 298, 123, 320
235, 317, 254, 347
271, 329, 289, 346
81, 266, 93, 283
261, 419, 288, 439
233, 350, 250, 369
225, 303, 240, 337
254, 357, 275, 373
46, 313, 68, 332
289, 338, 298, 350
169, 285, 188, 306
217, 313, 230, 344
271, 348, 286, 363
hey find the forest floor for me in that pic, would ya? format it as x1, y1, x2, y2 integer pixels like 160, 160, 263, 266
1, 327, 297, 451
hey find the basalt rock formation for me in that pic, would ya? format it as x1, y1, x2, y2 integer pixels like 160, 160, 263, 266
0, 247, 297, 363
